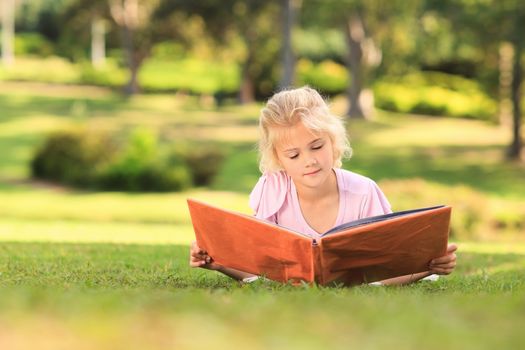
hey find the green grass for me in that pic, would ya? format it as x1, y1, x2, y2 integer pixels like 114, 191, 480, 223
1, 81, 525, 349
0, 241, 524, 349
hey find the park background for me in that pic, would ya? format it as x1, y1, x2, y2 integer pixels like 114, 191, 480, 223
1, 0, 524, 349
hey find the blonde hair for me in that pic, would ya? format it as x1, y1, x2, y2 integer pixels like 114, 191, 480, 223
258, 86, 352, 173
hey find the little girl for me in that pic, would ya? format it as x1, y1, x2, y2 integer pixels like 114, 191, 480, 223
190, 86, 457, 285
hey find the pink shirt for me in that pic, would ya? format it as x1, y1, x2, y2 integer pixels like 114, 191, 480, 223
249, 168, 392, 238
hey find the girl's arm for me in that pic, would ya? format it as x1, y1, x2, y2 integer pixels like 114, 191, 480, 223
189, 241, 257, 281
379, 271, 433, 286
215, 266, 257, 281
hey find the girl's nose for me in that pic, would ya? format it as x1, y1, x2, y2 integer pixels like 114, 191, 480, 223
306, 157, 318, 166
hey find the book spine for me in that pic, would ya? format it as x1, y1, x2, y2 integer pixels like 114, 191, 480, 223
312, 239, 323, 285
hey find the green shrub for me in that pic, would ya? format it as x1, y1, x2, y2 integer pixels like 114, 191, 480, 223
30, 129, 226, 192
138, 58, 239, 94
0, 56, 80, 83
14, 33, 55, 56
99, 162, 191, 192
178, 147, 225, 187
31, 130, 116, 187
410, 101, 447, 116
296, 59, 348, 95
97, 129, 192, 192
78, 59, 127, 87
294, 29, 346, 63
374, 72, 498, 120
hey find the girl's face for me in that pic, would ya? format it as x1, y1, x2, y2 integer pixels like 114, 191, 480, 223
274, 121, 335, 190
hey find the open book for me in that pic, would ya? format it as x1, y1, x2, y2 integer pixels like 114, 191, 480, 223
187, 199, 451, 286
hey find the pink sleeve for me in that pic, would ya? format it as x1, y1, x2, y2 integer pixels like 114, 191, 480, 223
248, 171, 288, 223
360, 180, 392, 218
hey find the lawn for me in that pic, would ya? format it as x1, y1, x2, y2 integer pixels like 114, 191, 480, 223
1, 81, 525, 349
1, 241, 524, 349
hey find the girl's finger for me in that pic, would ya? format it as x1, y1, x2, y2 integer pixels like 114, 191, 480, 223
190, 261, 201, 268
430, 267, 451, 275
447, 243, 458, 253
431, 263, 456, 271
431, 253, 456, 265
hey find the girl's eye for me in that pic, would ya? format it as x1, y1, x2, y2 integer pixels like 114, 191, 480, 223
289, 154, 299, 159
312, 144, 323, 150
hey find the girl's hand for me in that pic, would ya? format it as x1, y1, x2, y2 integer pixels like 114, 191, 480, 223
189, 240, 222, 271
429, 243, 458, 275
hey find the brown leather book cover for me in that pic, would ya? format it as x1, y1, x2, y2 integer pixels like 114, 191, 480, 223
187, 198, 451, 286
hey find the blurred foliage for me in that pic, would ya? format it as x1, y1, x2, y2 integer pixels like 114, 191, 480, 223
30, 128, 225, 192
0, 56, 501, 121
374, 72, 497, 120
78, 59, 127, 87
5, 0, 524, 102
382, 178, 525, 240
381, 179, 490, 241
31, 129, 117, 187
172, 146, 226, 187
138, 58, 239, 94
97, 129, 189, 192
0, 56, 81, 83
14, 32, 55, 56
296, 59, 348, 96
293, 28, 346, 64
0, 81, 523, 240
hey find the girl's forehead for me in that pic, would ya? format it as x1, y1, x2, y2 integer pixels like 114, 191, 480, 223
272, 123, 325, 149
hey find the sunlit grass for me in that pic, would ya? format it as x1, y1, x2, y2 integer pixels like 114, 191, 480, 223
460, 242, 525, 255
0, 187, 249, 224
0, 219, 195, 245
366, 115, 509, 147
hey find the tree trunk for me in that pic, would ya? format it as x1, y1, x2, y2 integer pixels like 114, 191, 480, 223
279, 0, 297, 90
125, 53, 141, 95
91, 17, 106, 69
1, 0, 15, 66
110, 0, 141, 95
344, 15, 365, 119
122, 24, 141, 95
508, 42, 523, 160
238, 32, 256, 104
498, 42, 513, 127
239, 60, 255, 104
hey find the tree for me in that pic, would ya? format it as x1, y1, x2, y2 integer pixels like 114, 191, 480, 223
63, 0, 190, 95
58, 0, 112, 64
91, 15, 106, 68
301, 0, 419, 119
279, 0, 300, 90
161, 0, 281, 103
218, 0, 282, 103
425, 0, 523, 160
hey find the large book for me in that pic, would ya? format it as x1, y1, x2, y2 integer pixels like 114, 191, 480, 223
187, 199, 451, 286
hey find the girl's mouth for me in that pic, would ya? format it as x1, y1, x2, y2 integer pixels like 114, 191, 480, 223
304, 169, 321, 176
